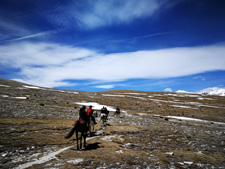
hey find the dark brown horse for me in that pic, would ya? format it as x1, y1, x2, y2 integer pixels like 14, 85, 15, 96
65, 119, 88, 150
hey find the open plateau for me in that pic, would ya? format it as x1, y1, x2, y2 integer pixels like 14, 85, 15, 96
0, 78, 225, 169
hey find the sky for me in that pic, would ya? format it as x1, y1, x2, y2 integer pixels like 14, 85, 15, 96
0, 0, 225, 92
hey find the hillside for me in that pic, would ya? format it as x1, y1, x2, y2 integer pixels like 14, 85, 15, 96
0, 78, 225, 168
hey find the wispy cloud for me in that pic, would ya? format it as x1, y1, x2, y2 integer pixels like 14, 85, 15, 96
1, 42, 225, 87
95, 85, 115, 89
0, 28, 67, 43
193, 76, 206, 81
74, 0, 161, 29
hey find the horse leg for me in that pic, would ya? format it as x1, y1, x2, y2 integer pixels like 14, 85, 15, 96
76, 131, 79, 150
80, 134, 82, 150
84, 132, 87, 148
89, 123, 91, 137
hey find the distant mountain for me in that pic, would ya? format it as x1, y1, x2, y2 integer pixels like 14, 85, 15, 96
198, 87, 225, 96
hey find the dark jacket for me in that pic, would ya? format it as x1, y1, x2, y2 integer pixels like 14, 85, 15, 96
79, 107, 89, 122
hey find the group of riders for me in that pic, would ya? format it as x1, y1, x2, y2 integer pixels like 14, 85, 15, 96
79, 105, 120, 128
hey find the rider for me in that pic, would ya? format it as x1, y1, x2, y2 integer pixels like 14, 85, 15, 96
115, 106, 120, 115
87, 105, 97, 124
79, 105, 89, 127
101, 106, 109, 120
116, 106, 120, 112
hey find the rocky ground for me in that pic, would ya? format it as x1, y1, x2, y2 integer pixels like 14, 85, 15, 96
0, 78, 225, 168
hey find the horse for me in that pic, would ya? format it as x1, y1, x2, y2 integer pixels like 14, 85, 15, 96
64, 119, 88, 150
93, 111, 98, 118
100, 113, 108, 126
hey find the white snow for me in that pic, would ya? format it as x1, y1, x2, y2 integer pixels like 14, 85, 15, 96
75, 102, 116, 112
1, 95, 9, 98
0, 84, 10, 87
165, 116, 225, 125
13, 97, 27, 100
115, 150, 123, 153
67, 91, 79, 94
1, 153, 8, 157
166, 116, 207, 122
170, 105, 198, 109
23, 85, 41, 89
175, 87, 225, 96
102, 94, 125, 97
184, 161, 194, 165
198, 87, 225, 96
149, 98, 225, 109
124, 143, 132, 147
67, 158, 83, 164
165, 152, 174, 156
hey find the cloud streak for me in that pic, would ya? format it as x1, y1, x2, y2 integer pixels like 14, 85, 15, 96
0, 28, 68, 43
71, 0, 162, 29
1, 42, 225, 87
95, 85, 115, 89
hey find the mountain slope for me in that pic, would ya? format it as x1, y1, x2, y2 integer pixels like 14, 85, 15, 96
0, 78, 225, 168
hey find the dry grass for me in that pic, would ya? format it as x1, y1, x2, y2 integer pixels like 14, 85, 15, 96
0, 79, 225, 168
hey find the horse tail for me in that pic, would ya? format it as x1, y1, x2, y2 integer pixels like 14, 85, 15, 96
64, 120, 80, 139
64, 126, 76, 139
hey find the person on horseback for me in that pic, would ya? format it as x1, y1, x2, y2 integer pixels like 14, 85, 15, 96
101, 106, 109, 120
115, 106, 120, 117
87, 105, 97, 124
79, 105, 89, 128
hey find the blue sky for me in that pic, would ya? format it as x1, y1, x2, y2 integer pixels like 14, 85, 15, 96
0, 0, 225, 92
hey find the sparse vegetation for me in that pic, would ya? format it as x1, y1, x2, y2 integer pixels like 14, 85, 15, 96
0, 78, 225, 168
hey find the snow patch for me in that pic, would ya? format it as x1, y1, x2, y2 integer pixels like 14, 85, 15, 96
102, 94, 125, 97
1, 95, 9, 98
198, 87, 225, 96
0, 84, 10, 87
13, 97, 27, 100
165, 116, 225, 125
75, 102, 116, 112
67, 158, 83, 164
165, 152, 174, 156
116, 150, 123, 153
23, 85, 41, 89
170, 105, 198, 109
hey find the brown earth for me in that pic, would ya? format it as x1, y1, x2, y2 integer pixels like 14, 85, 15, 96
0, 78, 225, 168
